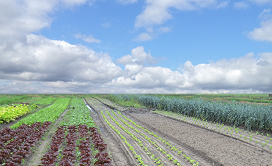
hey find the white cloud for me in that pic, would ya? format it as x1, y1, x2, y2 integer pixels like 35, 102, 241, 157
134, 33, 154, 41
135, 0, 225, 29
110, 52, 272, 93
116, 0, 137, 5
0, 0, 89, 42
74, 33, 101, 43
233, 1, 249, 9
0, 34, 122, 83
116, 46, 156, 78
248, 9, 272, 42
116, 55, 133, 65
131, 46, 153, 62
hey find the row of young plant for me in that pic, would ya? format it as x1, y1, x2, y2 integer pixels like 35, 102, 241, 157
0, 104, 31, 124
95, 97, 201, 165
154, 109, 272, 152
85, 97, 144, 164
108, 94, 272, 131
111, 110, 200, 166
0, 121, 52, 165
34, 97, 57, 106
108, 110, 168, 166
101, 111, 147, 165
10, 98, 70, 129
39, 97, 112, 165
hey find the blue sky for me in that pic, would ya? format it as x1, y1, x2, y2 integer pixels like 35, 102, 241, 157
0, 0, 272, 93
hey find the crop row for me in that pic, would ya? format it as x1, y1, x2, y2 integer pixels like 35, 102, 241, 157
34, 97, 57, 106
60, 98, 96, 127
0, 121, 52, 165
101, 111, 145, 165
93, 97, 194, 165
111, 110, 200, 166
11, 98, 70, 129
108, 94, 272, 131
39, 124, 112, 166
0, 104, 30, 124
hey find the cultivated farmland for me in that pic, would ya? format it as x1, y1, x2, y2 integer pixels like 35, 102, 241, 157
0, 94, 272, 166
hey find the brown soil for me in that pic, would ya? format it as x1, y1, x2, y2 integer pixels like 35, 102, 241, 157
96, 97, 272, 166
86, 97, 221, 166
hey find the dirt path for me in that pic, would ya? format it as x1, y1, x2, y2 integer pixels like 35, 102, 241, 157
97, 97, 272, 166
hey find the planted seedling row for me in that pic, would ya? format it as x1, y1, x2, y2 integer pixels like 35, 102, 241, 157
154, 110, 272, 152
89, 97, 199, 166
110, 110, 200, 166
107, 110, 180, 166
86, 97, 152, 165
0, 121, 52, 165
101, 111, 148, 166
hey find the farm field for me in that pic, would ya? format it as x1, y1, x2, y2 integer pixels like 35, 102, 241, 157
0, 94, 272, 166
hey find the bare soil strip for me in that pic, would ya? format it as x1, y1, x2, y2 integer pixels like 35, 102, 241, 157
84, 98, 137, 166
153, 110, 272, 153
97, 97, 272, 166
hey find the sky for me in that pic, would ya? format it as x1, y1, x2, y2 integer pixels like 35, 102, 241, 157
0, 0, 272, 94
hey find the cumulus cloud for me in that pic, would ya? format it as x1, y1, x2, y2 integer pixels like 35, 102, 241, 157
135, 0, 227, 29
117, 46, 155, 65
0, 34, 122, 83
0, 0, 123, 92
74, 33, 101, 43
233, 1, 250, 9
248, 9, 272, 42
0, 0, 88, 42
110, 52, 272, 93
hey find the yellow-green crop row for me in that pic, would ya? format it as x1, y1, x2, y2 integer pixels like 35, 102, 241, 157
0, 104, 30, 124
11, 98, 70, 129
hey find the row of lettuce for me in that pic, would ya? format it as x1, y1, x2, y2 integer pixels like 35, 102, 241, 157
0, 97, 57, 124
0, 97, 112, 165
106, 94, 272, 131
39, 98, 112, 166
